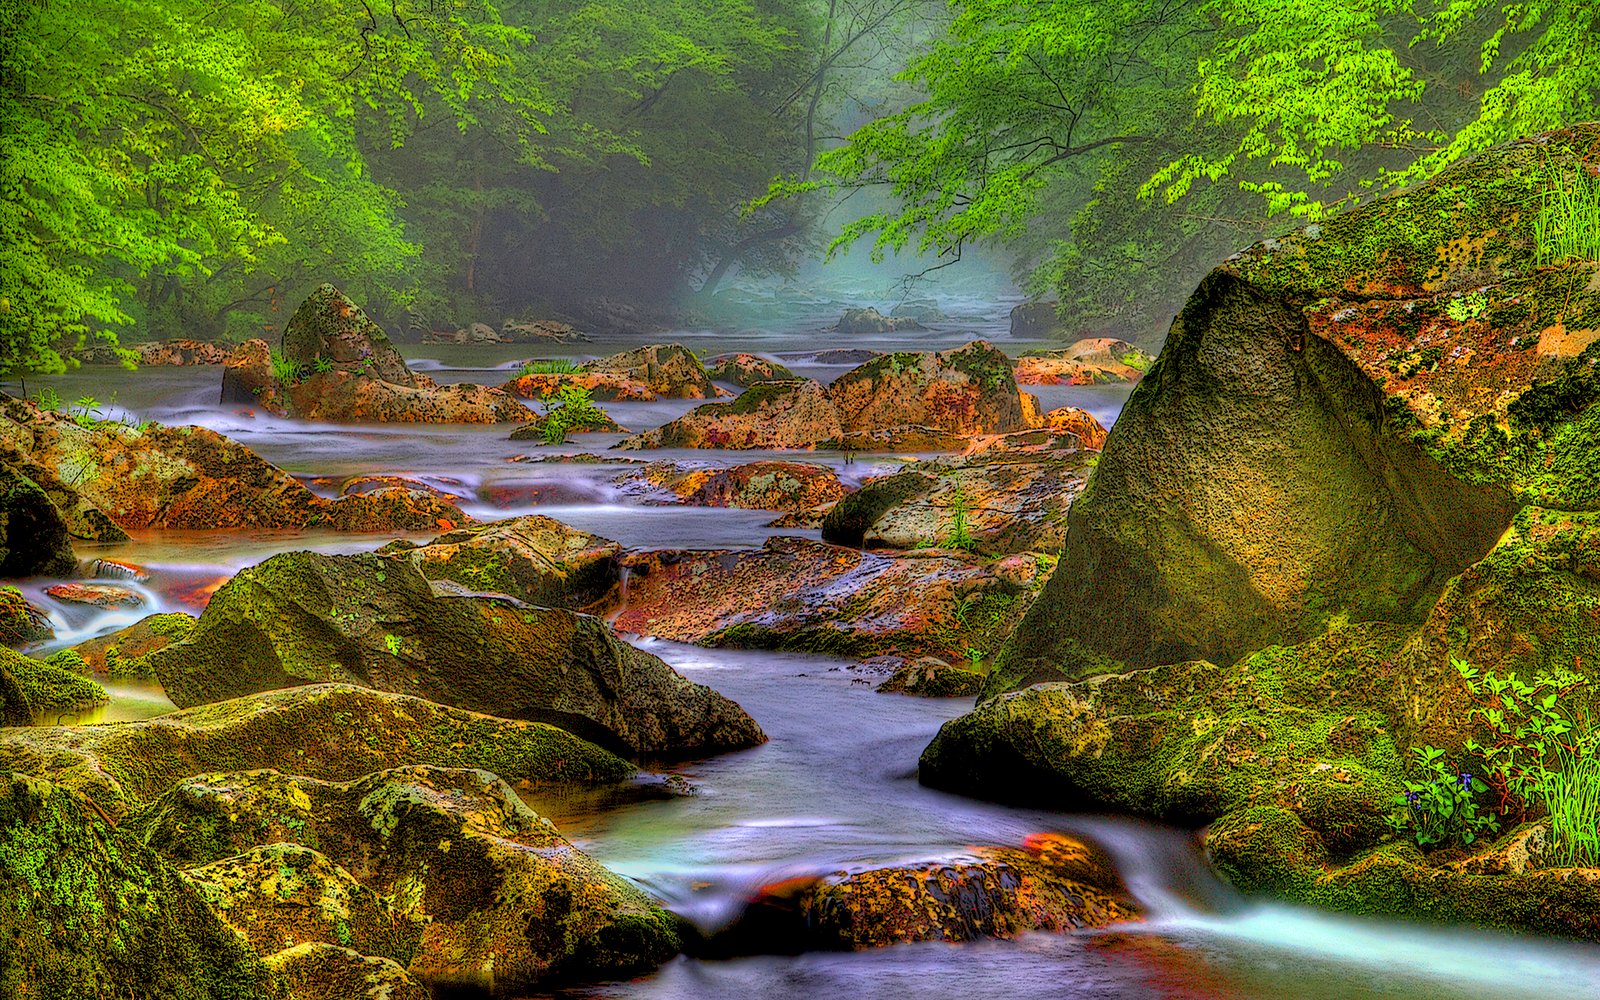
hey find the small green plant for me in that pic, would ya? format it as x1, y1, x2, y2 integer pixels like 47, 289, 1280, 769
1119, 351, 1150, 373
1386, 744, 1498, 847
1533, 163, 1600, 266
539, 384, 607, 444
34, 386, 62, 411
1445, 291, 1487, 322
517, 358, 580, 376
944, 486, 977, 551
313, 354, 334, 374
383, 634, 403, 656
269, 349, 305, 384
68, 394, 103, 427
965, 647, 985, 670
1458, 660, 1600, 868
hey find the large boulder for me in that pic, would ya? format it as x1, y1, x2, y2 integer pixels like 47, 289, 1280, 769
707, 353, 796, 386
616, 342, 1039, 451
148, 550, 764, 757
832, 306, 923, 335
0, 772, 289, 1000
377, 514, 623, 613
130, 766, 685, 995
280, 283, 414, 387
0, 395, 468, 533
0, 683, 633, 819
1000, 124, 1600, 689
614, 537, 1041, 661
0, 586, 53, 647
0, 461, 76, 577
927, 125, 1600, 941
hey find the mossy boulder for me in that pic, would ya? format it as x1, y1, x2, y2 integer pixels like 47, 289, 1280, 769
581, 343, 721, 399
149, 550, 764, 757
628, 460, 849, 512
265, 944, 429, 1000
280, 283, 415, 387
617, 378, 843, 450
876, 657, 987, 698
0, 461, 76, 577
1206, 807, 1600, 941
1000, 124, 1600, 689
377, 514, 624, 613
0, 771, 289, 1000
0, 645, 108, 723
184, 843, 424, 964
54, 612, 196, 680
0, 586, 53, 647
131, 766, 684, 995
0, 683, 633, 819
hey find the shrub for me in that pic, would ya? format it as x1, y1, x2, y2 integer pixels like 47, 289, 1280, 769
269, 349, 305, 384
944, 486, 976, 551
539, 384, 607, 444
517, 358, 579, 376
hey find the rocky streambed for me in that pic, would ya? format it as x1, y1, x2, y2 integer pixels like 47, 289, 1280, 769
5, 125, 1600, 1000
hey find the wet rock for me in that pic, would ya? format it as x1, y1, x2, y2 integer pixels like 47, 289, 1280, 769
617, 342, 1038, 451
876, 657, 986, 697
149, 550, 764, 757
707, 353, 796, 386
730, 834, 1135, 952
617, 379, 842, 451
44, 581, 144, 609
0, 586, 52, 647
0, 683, 633, 819
809, 349, 882, 365
503, 370, 660, 403
51, 612, 195, 680
377, 514, 623, 613
136, 340, 237, 366
0, 395, 469, 533
1014, 339, 1152, 385
0, 461, 76, 577
90, 556, 152, 582
625, 460, 849, 512
832, 307, 924, 335
277, 370, 531, 423
501, 318, 590, 344
281, 283, 415, 387
0, 645, 108, 721
265, 944, 431, 1000
582, 343, 721, 399
332, 474, 465, 501
615, 537, 1039, 661
0, 772, 289, 1000
185, 843, 424, 964
1040, 406, 1109, 451
822, 448, 1092, 556
133, 766, 685, 994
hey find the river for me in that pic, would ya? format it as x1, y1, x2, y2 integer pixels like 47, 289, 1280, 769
8, 305, 1600, 1000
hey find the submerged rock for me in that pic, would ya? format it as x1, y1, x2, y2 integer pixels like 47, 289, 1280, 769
832, 306, 924, 335
149, 550, 764, 756
132, 766, 685, 995
0, 461, 76, 577
876, 657, 987, 697
0, 772, 289, 1000
0, 683, 633, 818
43, 581, 143, 609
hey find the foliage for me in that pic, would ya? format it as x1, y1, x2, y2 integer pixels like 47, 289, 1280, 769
1533, 164, 1600, 266
538, 384, 608, 444
518, 359, 580, 376
1458, 659, 1600, 868
1386, 744, 1498, 847
1446, 291, 1488, 322
943, 486, 975, 551
268, 350, 305, 386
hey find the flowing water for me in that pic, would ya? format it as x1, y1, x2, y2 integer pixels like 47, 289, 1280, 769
9, 307, 1600, 1000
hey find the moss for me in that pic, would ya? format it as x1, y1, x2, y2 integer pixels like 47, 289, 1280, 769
0, 684, 633, 819
0, 772, 289, 999
0, 645, 107, 719
724, 378, 809, 415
